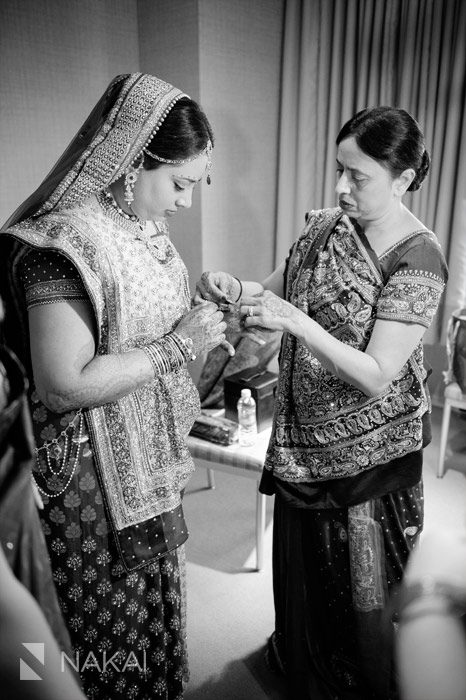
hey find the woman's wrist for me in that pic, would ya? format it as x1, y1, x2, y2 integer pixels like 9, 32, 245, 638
287, 306, 309, 340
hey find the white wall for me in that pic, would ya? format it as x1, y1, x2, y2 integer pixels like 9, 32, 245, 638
199, 0, 284, 283
138, 0, 284, 288
0, 0, 139, 225
138, 0, 203, 289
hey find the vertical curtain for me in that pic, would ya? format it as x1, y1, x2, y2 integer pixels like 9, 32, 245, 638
275, 0, 466, 343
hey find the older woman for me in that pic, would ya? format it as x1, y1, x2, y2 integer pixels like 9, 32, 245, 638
0, 73, 230, 700
196, 107, 448, 699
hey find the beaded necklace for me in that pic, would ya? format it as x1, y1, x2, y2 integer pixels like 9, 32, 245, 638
99, 189, 145, 232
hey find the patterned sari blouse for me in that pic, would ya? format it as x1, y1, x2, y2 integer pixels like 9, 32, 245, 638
263, 208, 448, 491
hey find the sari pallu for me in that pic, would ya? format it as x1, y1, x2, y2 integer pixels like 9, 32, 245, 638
264, 208, 447, 484
2, 198, 200, 571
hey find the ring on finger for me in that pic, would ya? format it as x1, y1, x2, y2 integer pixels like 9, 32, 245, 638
248, 306, 254, 317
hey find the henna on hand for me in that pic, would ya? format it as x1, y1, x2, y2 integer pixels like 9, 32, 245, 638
240, 290, 294, 334
261, 290, 289, 318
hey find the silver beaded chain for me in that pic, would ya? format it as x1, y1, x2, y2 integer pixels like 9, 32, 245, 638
33, 409, 87, 499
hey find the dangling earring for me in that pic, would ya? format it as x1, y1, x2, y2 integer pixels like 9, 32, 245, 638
124, 156, 144, 206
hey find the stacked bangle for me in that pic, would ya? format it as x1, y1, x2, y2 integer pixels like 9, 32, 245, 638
143, 332, 196, 377
171, 331, 196, 362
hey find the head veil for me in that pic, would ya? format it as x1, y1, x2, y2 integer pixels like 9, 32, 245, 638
3, 73, 186, 230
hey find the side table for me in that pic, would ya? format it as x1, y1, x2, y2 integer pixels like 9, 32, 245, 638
186, 428, 272, 571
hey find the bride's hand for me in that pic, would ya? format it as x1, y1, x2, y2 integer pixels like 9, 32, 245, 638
175, 302, 235, 357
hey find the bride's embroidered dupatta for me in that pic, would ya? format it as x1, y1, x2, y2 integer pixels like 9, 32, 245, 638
265, 208, 446, 484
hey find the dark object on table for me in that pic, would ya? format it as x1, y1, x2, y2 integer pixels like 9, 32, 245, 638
189, 412, 239, 445
224, 368, 278, 431
197, 330, 281, 409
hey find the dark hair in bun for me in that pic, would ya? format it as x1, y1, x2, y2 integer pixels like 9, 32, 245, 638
336, 106, 430, 191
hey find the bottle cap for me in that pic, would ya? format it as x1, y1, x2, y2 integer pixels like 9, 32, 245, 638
241, 388, 251, 399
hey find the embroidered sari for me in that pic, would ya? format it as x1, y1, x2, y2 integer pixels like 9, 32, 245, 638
0, 73, 203, 700
264, 208, 446, 484
261, 208, 447, 699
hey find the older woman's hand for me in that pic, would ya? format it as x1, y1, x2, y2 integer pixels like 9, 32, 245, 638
194, 271, 241, 305
175, 301, 235, 357
241, 291, 297, 334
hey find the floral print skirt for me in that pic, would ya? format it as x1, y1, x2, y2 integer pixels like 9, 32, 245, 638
36, 416, 187, 700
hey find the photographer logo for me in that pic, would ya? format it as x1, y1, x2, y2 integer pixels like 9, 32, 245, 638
20, 642, 45, 680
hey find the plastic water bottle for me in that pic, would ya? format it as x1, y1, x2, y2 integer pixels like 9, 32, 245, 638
237, 388, 258, 447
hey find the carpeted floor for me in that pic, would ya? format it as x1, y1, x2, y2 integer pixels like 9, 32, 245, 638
183, 405, 466, 699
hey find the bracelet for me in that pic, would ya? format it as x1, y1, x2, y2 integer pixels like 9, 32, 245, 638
233, 276, 243, 302
171, 331, 196, 362
143, 334, 188, 376
395, 577, 466, 624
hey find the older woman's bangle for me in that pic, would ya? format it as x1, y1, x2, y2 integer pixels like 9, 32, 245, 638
233, 277, 243, 302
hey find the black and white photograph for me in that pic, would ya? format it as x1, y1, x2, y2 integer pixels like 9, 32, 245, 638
1, 1, 465, 699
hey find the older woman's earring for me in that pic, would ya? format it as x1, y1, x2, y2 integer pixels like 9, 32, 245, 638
124, 157, 144, 206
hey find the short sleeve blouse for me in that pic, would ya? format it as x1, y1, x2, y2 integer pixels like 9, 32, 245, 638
18, 248, 87, 309
377, 230, 448, 327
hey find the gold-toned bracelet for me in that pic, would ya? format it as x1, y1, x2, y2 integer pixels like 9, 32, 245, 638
395, 577, 466, 624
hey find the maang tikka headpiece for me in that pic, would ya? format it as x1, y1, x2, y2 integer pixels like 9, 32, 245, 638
143, 139, 213, 184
